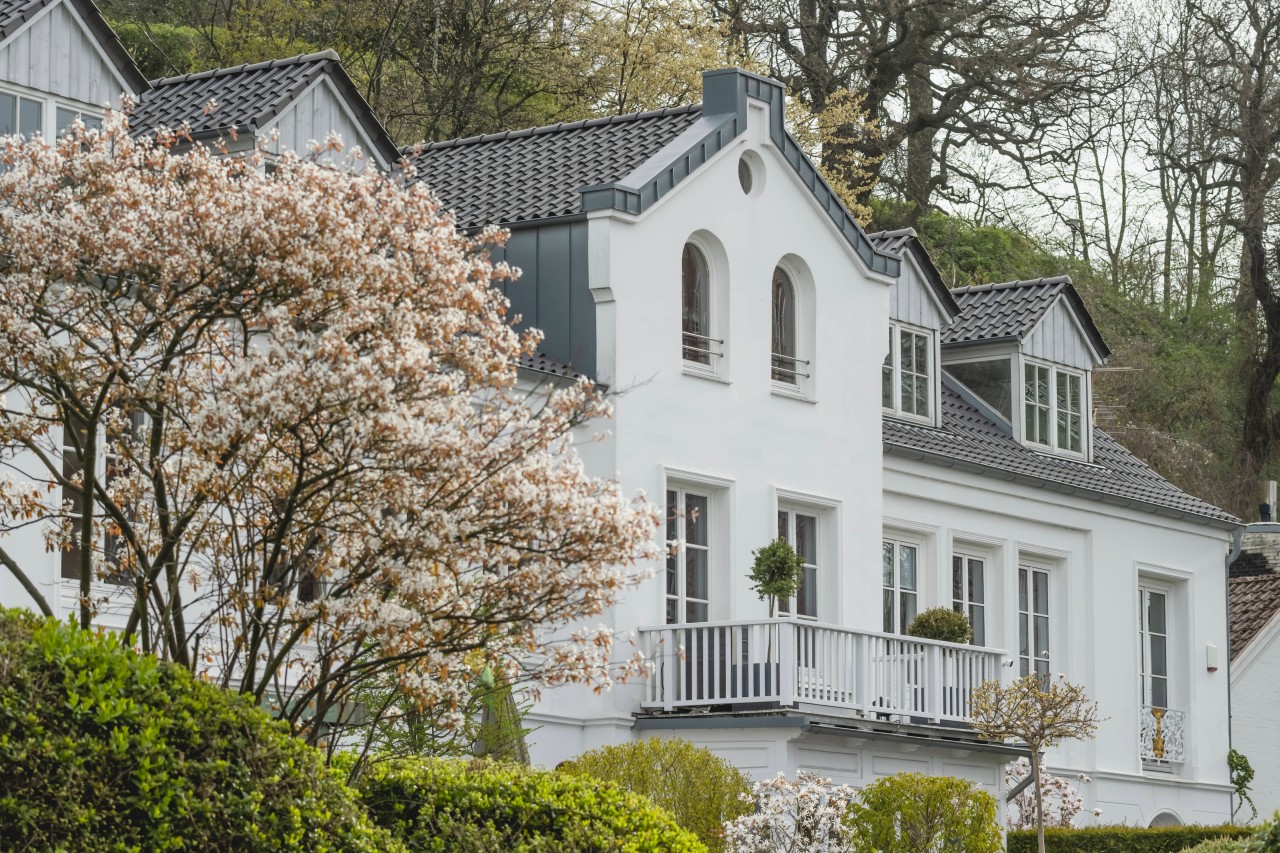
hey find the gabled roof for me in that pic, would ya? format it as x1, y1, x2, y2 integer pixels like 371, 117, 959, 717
403, 68, 900, 278
0, 0, 149, 93
867, 228, 960, 320
944, 277, 1111, 360
130, 51, 399, 166
404, 106, 703, 228
1230, 573, 1280, 660
883, 377, 1238, 528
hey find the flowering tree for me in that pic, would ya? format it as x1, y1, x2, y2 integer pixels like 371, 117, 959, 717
723, 771, 859, 853
1004, 757, 1101, 830
0, 114, 660, 744
971, 674, 1102, 853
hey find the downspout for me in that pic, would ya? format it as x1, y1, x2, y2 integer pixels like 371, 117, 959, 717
1224, 524, 1246, 822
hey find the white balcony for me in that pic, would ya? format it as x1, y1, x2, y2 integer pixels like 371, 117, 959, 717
1140, 704, 1186, 763
638, 618, 1005, 726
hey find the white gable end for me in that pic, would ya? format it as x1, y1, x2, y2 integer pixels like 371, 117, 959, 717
260, 76, 386, 172
890, 251, 950, 331
0, 0, 135, 106
1024, 295, 1101, 370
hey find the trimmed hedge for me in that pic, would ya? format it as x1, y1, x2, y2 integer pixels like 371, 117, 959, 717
1007, 826, 1252, 852
353, 757, 709, 852
0, 608, 397, 852
558, 737, 750, 851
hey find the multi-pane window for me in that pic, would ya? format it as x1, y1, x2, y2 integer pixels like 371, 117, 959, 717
952, 554, 986, 646
882, 539, 918, 634
61, 416, 133, 585
1024, 363, 1051, 446
1056, 371, 1083, 453
0, 90, 42, 138
1139, 586, 1169, 709
882, 325, 932, 420
1019, 565, 1050, 679
1024, 361, 1086, 455
771, 267, 804, 384
681, 243, 715, 365
777, 509, 818, 618
56, 106, 102, 137
665, 488, 710, 623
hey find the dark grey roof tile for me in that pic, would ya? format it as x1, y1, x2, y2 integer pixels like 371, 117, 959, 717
944, 277, 1110, 359
884, 379, 1237, 526
1230, 573, 1280, 659
402, 106, 703, 228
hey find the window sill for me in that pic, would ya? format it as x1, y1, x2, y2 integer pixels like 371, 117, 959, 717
882, 408, 936, 427
771, 382, 815, 404
682, 364, 731, 385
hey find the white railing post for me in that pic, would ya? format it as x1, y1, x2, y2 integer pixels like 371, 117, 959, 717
661, 628, 674, 712
779, 620, 796, 706
854, 632, 870, 715
926, 643, 944, 723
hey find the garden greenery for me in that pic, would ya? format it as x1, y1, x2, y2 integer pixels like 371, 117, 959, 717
559, 738, 751, 851
845, 772, 1002, 853
906, 607, 974, 643
0, 609, 396, 851
1005, 825, 1252, 852
748, 539, 804, 617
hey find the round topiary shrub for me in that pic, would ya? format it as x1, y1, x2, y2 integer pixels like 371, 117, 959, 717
352, 756, 709, 852
558, 737, 752, 851
907, 607, 974, 644
845, 772, 1002, 853
0, 608, 395, 851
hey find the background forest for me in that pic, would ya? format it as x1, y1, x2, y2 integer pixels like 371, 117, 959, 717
102, 0, 1280, 521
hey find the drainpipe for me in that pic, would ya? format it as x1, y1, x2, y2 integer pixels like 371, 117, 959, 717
1225, 524, 1246, 822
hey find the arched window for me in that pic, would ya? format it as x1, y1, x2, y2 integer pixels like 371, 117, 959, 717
682, 243, 712, 364
771, 266, 798, 383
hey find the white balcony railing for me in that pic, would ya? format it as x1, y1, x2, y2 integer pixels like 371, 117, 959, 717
1139, 705, 1186, 763
638, 619, 1005, 725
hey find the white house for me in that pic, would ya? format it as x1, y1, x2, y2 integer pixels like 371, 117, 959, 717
0, 0, 1241, 829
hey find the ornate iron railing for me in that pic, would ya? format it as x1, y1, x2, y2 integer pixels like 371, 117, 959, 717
1139, 705, 1186, 762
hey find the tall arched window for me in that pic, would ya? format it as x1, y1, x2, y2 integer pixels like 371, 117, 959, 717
771, 266, 798, 383
682, 243, 712, 364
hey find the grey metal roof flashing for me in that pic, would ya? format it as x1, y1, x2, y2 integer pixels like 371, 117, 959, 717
866, 227, 961, 320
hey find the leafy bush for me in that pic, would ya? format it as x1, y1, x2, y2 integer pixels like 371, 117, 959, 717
1248, 815, 1280, 851
1181, 839, 1249, 853
1006, 825, 1252, 852
845, 772, 1002, 853
723, 770, 859, 853
353, 756, 708, 852
907, 607, 973, 643
0, 608, 396, 851
559, 737, 750, 851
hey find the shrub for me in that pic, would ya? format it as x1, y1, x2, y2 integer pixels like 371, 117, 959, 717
1006, 825, 1252, 852
723, 770, 859, 853
907, 607, 973, 643
845, 772, 1002, 853
559, 737, 750, 851
1248, 815, 1280, 851
1182, 839, 1249, 853
0, 608, 396, 851
352, 756, 708, 852
1005, 757, 1098, 829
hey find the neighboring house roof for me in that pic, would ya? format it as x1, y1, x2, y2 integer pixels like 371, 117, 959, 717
1230, 573, 1280, 659
130, 51, 399, 166
515, 352, 593, 383
0, 0, 149, 93
403, 68, 900, 278
944, 277, 1111, 360
866, 228, 960, 320
405, 106, 702, 228
883, 377, 1238, 528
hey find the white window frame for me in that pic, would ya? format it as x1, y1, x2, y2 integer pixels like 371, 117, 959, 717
769, 257, 816, 401
1139, 582, 1171, 710
883, 322, 937, 424
55, 103, 104, 137
680, 233, 730, 383
1018, 563, 1052, 679
665, 485, 712, 624
1021, 357, 1088, 458
0, 82, 104, 144
775, 506, 819, 620
882, 537, 921, 634
951, 551, 988, 646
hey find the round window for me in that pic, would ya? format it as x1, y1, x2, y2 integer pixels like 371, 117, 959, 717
738, 154, 754, 194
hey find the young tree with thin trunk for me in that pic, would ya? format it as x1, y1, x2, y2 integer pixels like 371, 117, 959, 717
970, 674, 1101, 853
0, 114, 660, 744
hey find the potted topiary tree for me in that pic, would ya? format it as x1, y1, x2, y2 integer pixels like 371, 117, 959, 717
907, 607, 975, 725
746, 539, 804, 698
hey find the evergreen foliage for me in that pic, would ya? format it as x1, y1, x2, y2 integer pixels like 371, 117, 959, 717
352, 757, 709, 852
559, 738, 752, 851
844, 772, 1002, 853
748, 538, 804, 617
1005, 825, 1252, 852
906, 607, 973, 644
0, 608, 396, 851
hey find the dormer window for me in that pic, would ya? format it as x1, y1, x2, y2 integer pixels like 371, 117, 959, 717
1023, 360, 1085, 455
883, 323, 934, 422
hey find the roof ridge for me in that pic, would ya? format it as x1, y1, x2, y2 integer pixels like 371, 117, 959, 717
951, 275, 1072, 295
864, 227, 917, 240
402, 103, 704, 154
148, 50, 340, 87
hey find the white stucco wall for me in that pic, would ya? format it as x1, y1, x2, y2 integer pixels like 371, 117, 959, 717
1232, 617, 1280, 821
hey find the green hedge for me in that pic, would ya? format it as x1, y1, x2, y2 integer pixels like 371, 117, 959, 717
353, 757, 709, 852
0, 608, 397, 852
1007, 826, 1252, 852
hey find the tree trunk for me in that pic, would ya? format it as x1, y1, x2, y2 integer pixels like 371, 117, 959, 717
904, 70, 937, 220
1031, 750, 1046, 853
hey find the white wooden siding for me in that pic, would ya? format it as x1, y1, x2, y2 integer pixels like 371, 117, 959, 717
1024, 296, 1099, 370
0, 0, 134, 106
262, 76, 384, 172
889, 252, 949, 331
